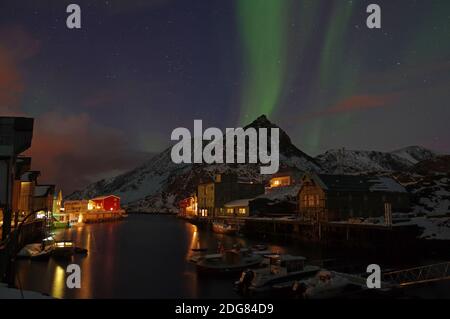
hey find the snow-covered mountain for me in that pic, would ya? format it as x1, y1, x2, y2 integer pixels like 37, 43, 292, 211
67, 115, 322, 212
315, 146, 437, 174
67, 114, 447, 215
391, 146, 437, 164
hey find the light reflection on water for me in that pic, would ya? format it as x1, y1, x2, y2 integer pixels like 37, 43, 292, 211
16, 215, 267, 298
13, 214, 450, 298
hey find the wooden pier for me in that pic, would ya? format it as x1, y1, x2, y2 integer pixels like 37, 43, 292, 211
184, 215, 421, 250
82, 210, 126, 223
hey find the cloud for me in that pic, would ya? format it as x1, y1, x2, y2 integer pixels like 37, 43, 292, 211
310, 93, 402, 118
0, 48, 24, 114
25, 112, 150, 194
0, 25, 41, 114
0, 25, 149, 194
326, 93, 400, 114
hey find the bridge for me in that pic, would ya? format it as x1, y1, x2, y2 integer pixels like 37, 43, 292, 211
383, 262, 450, 287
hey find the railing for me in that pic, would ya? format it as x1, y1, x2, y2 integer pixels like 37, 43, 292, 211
383, 262, 450, 286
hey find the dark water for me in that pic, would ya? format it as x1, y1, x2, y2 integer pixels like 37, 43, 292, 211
14, 214, 450, 298
14, 215, 286, 298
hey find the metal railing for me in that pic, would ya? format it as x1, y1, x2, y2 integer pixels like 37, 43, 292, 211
383, 262, 450, 286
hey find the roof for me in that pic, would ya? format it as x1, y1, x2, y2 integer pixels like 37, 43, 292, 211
91, 195, 120, 201
224, 198, 252, 208
34, 185, 55, 197
270, 169, 303, 180
368, 177, 407, 193
20, 171, 40, 182
304, 173, 407, 194
257, 184, 301, 201
314, 174, 370, 192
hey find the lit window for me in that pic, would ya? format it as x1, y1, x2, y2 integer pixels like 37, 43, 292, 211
308, 195, 315, 207
238, 208, 246, 215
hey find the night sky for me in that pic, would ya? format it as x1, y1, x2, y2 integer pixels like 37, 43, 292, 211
0, 0, 449, 193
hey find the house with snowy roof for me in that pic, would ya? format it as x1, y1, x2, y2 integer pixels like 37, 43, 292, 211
298, 173, 410, 223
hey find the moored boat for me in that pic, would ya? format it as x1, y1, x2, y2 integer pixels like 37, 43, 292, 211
212, 221, 237, 235
196, 249, 263, 275
297, 270, 355, 299
234, 254, 320, 297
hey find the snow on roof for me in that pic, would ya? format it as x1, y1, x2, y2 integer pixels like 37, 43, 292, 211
257, 184, 301, 201
305, 173, 407, 194
224, 198, 252, 208
20, 171, 40, 182
91, 195, 120, 201
368, 177, 407, 193
34, 185, 53, 197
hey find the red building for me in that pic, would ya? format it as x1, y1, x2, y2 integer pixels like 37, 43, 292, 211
178, 196, 197, 217
91, 195, 121, 211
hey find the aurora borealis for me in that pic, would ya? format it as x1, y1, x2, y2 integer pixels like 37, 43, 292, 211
0, 0, 449, 193
236, 0, 288, 124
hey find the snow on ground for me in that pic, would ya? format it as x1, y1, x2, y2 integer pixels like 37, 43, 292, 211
0, 283, 53, 299
396, 216, 450, 240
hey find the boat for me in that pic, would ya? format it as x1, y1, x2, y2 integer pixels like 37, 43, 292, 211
297, 270, 356, 299
17, 240, 88, 260
234, 254, 321, 297
51, 241, 76, 258
212, 221, 237, 235
52, 213, 71, 229
252, 244, 268, 251
196, 249, 263, 274
17, 243, 54, 261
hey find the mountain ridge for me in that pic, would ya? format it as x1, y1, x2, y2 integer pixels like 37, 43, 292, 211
67, 115, 445, 214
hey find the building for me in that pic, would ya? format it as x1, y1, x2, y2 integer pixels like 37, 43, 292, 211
197, 173, 264, 217
268, 170, 302, 188
33, 184, 56, 216
63, 195, 124, 224
298, 173, 410, 223
15, 171, 40, 219
11, 157, 31, 224
91, 195, 121, 211
0, 117, 34, 240
53, 190, 63, 214
178, 195, 197, 218
223, 198, 251, 217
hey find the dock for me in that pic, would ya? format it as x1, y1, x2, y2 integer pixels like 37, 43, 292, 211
81, 210, 126, 223
183, 215, 421, 251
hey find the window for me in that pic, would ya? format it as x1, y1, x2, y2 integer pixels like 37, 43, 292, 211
238, 208, 246, 215
315, 195, 319, 206
226, 208, 234, 215
308, 195, 315, 207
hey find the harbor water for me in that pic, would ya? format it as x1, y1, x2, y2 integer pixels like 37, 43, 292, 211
14, 214, 450, 298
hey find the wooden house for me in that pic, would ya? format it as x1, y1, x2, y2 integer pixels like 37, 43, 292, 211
298, 173, 410, 223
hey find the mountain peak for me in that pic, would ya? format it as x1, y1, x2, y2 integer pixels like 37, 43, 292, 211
245, 114, 277, 129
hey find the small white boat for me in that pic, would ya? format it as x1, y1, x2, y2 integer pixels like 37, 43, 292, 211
17, 243, 54, 260
297, 270, 352, 299
212, 221, 237, 235
196, 249, 263, 274
235, 254, 320, 296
